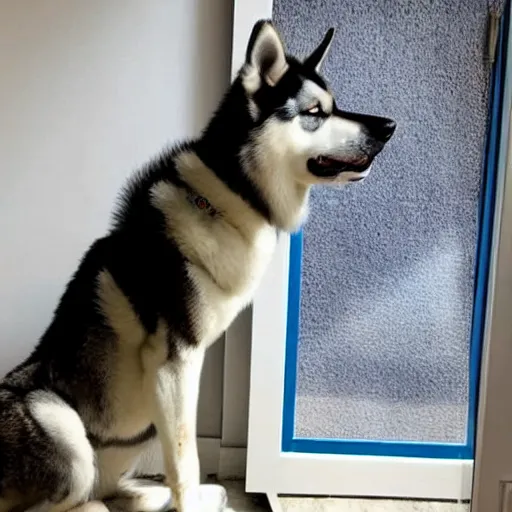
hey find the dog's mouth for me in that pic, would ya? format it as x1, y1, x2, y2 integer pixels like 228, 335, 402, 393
307, 155, 371, 179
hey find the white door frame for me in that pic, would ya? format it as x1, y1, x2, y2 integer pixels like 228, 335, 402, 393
472, 3, 512, 510
235, 0, 512, 503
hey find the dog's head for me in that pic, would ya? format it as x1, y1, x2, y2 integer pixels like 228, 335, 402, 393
239, 20, 396, 186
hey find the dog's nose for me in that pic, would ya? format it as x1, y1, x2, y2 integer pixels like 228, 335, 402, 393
371, 118, 396, 142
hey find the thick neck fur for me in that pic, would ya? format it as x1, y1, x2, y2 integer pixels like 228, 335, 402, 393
193, 78, 310, 233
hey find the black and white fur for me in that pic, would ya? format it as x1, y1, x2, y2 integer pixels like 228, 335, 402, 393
0, 20, 395, 512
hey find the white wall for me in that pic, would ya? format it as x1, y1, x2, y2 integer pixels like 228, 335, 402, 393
0, 0, 233, 439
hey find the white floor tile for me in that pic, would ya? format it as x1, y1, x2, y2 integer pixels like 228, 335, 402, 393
222, 481, 470, 512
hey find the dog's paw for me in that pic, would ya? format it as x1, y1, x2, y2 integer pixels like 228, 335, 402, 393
171, 484, 227, 512
198, 484, 227, 512
107, 478, 172, 512
134, 485, 172, 512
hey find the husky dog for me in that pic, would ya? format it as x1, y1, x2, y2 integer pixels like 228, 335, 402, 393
0, 20, 395, 512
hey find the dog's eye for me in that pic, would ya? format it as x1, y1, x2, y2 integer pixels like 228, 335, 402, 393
302, 104, 324, 117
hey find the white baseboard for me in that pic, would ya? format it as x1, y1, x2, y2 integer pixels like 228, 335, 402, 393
136, 437, 247, 481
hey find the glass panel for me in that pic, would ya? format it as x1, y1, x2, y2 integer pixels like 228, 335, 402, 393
274, 0, 491, 443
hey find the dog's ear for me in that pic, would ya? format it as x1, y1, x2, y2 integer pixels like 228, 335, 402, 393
304, 28, 335, 72
245, 20, 288, 88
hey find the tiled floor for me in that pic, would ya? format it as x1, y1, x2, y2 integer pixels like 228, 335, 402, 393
223, 481, 470, 512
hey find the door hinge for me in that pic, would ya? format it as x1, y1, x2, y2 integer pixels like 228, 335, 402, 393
487, 10, 501, 66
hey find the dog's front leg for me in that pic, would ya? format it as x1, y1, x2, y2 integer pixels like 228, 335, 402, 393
152, 348, 204, 512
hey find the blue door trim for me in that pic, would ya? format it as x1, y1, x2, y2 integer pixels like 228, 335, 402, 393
281, 4, 510, 459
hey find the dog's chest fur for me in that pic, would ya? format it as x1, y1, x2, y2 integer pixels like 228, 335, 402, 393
187, 220, 277, 346
151, 151, 278, 347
